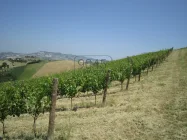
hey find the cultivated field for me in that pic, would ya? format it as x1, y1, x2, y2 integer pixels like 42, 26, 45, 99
0, 60, 80, 82
15, 61, 47, 80
32, 60, 81, 78
1, 49, 187, 140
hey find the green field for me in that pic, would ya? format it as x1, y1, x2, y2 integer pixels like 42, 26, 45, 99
0, 61, 47, 81
11, 61, 47, 80
0, 59, 78, 82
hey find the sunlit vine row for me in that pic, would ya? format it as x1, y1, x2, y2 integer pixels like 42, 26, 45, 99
0, 47, 173, 136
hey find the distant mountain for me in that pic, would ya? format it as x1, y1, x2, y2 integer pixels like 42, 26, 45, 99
0, 51, 94, 61
0, 52, 24, 59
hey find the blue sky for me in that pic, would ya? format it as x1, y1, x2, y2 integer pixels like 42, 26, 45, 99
0, 0, 187, 59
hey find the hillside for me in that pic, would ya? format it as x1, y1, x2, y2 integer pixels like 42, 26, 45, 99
0, 60, 27, 82
0, 53, 93, 81
1, 48, 186, 140
0, 60, 80, 81
32, 60, 81, 78
0, 61, 46, 82
12, 61, 47, 80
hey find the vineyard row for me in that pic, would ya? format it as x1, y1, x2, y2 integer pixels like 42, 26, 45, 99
0, 47, 173, 137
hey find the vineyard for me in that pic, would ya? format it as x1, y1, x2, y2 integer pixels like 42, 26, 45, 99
0, 47, 180, 139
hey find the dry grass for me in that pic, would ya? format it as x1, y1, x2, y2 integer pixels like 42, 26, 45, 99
1, 49, 187, 140
32, 60, 80, 78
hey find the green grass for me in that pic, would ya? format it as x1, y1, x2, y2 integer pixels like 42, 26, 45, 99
0, 60, 47, 81
15, 61, 47, 80
0, 61, 47, 81
0, 60, 26, 82
9, 65, 25, 79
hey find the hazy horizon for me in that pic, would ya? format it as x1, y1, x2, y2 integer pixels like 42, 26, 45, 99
0, 0, 187, 59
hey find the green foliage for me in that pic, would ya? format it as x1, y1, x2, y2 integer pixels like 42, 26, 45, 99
82, 73, 101, 94
25, 78, 52, 117
0, 47, 173, 136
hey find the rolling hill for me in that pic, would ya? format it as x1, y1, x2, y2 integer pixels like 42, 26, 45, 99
32, 60, 81, 78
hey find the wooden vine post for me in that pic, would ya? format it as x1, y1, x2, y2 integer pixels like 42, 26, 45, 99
126, 57, 133, 90
137, 59, 142, 82
151, 64, 154, 71
102, 69, 111, 105
147, 59, 150, 75
47, 78, 58, 140
138, 72, 141, 81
